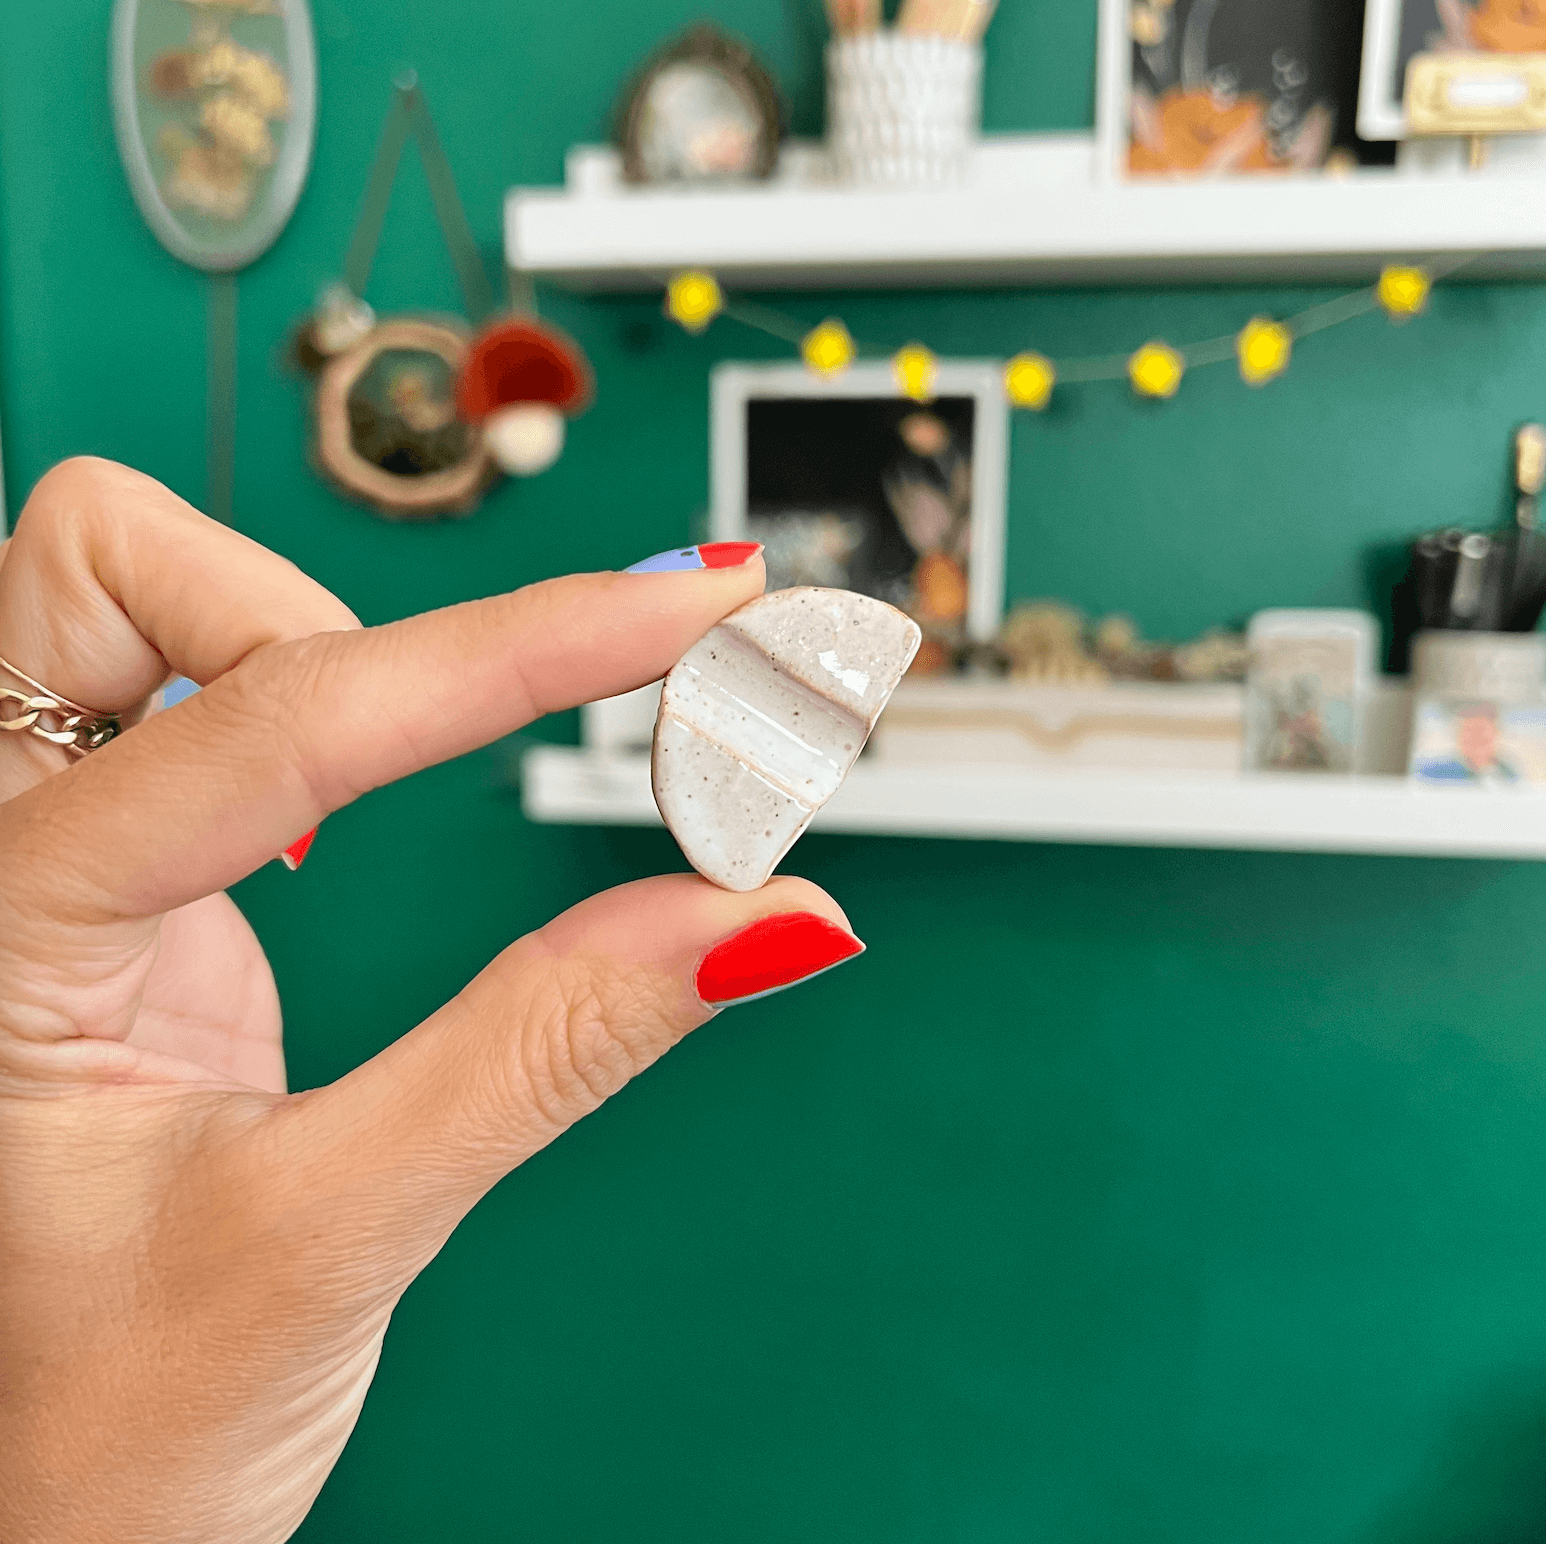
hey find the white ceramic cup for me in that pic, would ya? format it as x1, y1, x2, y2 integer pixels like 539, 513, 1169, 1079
1411, 631, 1546, 703
826, 35, 983, 187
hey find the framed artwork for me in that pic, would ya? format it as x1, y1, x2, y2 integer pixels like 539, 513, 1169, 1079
615, 24, 782, 185
1411, 698, 1546, 784
710, 361, 1008, 646
111, 0, 315, 272
1359, 0, 1546, 140
1096, 0, 1366, 178
1244, 611, 1374, 773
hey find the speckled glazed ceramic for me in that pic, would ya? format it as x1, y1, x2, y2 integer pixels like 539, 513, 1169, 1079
653, 588, 922, 891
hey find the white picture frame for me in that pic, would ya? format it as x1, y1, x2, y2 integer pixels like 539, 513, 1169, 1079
1359, 0, 1411, 139
710, 360, 1009, 644
1094, 0, 1134, 181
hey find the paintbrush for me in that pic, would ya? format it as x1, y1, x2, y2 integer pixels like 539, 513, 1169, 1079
825, 0, 880, 35
896, 0, 944, 34
1410, 532, 1448, 630
897, 0, 997, 40
949, 0, 998, 43
1504, 422, 1546, 630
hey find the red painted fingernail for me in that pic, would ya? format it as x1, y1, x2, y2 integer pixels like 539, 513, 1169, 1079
695, 911, 865, 1007
280, 828, 317, 871
625, 542, 763, 574
697, 542, 763, 569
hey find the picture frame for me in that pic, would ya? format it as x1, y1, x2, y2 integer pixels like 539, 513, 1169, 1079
1359, 0, 1546, 141
313, 318, 493, 520
1096, 0, 1359, 180
1243, 610, 1375, 774
1410, 697, 1546, 784
710, 361, 1009, 645
111, 0, 316, 272
615, 23, 783, 185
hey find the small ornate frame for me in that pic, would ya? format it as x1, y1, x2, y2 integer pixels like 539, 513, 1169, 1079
616, 24, 783, 185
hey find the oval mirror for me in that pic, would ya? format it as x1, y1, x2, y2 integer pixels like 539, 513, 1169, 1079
111, 0, 316, 272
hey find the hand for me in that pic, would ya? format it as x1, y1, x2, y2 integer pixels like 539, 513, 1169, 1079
0, 460, 861, 1544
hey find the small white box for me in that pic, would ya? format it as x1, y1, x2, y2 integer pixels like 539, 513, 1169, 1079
582, 682, 662, 755
1244, 610, 1377, 774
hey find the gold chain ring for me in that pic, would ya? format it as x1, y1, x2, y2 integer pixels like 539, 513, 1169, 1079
0, 657, 121, 758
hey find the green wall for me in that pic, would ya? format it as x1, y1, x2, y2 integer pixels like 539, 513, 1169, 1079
5, 3, 1546, 1539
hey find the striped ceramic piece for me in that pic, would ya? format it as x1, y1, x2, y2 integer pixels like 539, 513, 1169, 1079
652, 587, 921, 891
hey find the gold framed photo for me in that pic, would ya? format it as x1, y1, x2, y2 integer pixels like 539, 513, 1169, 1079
615, 24, 783, 186
1359, 0, 1546, 140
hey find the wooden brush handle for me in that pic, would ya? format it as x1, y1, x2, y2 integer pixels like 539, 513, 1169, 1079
897, 0, 949, 34
959, 0, 998, 42
898, 0, 995, 40
827, 0, 881, 35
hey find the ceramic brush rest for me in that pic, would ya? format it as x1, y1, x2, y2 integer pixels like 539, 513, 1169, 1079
652, 588, 921, 890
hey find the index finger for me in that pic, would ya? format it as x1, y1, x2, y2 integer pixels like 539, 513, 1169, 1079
1, 551, 766, 930
0, 457, 360, 712
0, 458, 360, 799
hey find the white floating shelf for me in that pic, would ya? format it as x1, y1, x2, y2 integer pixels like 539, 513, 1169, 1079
506, 134, 1546, 291
522, 746, 1546, 861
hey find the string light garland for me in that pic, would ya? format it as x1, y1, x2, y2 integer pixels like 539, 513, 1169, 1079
802, 318, 857, 376
660, 255, 1479, 409
1128, 340, 1185, 399
892, 343, 938, 401
1004, 351, 1056, 409
665, 269, 722, 332
1377, 264, 1431, 319
1237, 316, 1292, 386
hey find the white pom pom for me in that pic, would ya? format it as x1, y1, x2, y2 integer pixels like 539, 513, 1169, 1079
312, 284, 375, 355
485, 404, 565, 476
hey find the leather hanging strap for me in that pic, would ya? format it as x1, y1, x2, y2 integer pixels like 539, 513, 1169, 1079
342, 73, 496, 325
205, 74, 493, 526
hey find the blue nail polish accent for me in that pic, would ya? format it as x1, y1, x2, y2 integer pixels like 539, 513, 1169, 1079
161, 676, 201, 707
626, 546, 706, 575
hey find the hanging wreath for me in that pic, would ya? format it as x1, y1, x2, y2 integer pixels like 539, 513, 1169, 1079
294, 79, 593, 521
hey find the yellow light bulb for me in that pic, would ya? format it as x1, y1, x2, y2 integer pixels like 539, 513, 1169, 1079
664, 270, 722, 333
802, 318, 856, 377
1378, 265, 1430, 320
1129, 341, 1185, 400
892, 344, 937, 402
1005, 352, 1056, 410
1237, 317, 1292, 386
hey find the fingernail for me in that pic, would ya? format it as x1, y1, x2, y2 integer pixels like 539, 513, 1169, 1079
160, 675, 202, 708
626, 542, 762, 574
695, 911, 865, 1007
280, 828, 318, 872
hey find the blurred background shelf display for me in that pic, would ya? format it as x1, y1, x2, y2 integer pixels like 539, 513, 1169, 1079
521, 743, 1546, 860
17, 0, 1546, 1539
505, 134, 1546, 291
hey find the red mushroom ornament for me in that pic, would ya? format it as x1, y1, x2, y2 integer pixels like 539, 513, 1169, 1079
455, 317, 593, 477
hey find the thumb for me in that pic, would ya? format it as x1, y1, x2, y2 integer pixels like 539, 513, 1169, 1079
276, 873, 861, 1278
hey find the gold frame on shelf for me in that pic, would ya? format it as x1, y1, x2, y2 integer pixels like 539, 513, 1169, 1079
1404, 50, 1546, 136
